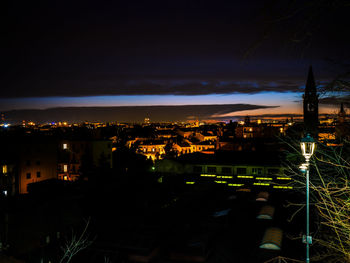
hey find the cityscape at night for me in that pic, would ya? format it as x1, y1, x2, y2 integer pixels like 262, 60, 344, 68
1, 1, 350, 263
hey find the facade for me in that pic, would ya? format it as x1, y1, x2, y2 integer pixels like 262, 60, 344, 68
17, 139, 112, 194
0, 163, 16, 196
154, 152, 289, 190
194, 132, 217, 142
58, 140, 112, 181
137, 140, 166, 160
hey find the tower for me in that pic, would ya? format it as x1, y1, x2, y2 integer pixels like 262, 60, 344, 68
338, 103, 346, 123
303, 66, 319, 134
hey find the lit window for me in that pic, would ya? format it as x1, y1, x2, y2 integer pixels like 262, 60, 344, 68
2, 165, 7, 174
63, 143, 68, 150
63, 164, 68, 172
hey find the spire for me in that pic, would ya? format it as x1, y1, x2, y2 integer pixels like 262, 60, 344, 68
305, 66, 316, 94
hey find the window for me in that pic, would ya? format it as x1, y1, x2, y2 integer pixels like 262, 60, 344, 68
26, 173, 31, 179
36, 171, 41, 178
207, 167, 217, 173
2, 165, 7, 174
63, 164, 68, 173
222, 167, 232, 174
237, 168, 246, 175
63, 143, 68, 150
252, 168, 263, 175
193, 166, 203, 173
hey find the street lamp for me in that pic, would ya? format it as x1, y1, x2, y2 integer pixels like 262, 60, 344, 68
300, 133, 316, 263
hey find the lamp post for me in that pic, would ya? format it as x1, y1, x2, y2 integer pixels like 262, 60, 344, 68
300, 134, 316, 263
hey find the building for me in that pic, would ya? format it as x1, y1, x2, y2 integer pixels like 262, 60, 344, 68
58, 140, 112, 181
154, 152, 291, 190
137, 140, 166, 160
15, 138, 112, 194
18, 139, 58, 194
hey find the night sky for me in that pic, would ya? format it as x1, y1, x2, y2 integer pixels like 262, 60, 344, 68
2, 0, 350, 122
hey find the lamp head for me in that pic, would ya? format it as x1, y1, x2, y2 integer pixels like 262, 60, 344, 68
300, 134, 316, 161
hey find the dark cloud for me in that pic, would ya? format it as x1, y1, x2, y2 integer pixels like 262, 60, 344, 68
4, 104, 278, 123
2, 0, 347, 99
0, 77, 305, 98
319, 95, 350, 107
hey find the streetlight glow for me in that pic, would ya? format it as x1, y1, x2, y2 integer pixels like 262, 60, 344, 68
300, 134, 316, 162
300, 133, 316, 263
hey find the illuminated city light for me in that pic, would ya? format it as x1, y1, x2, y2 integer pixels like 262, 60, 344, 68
2, 165, 7, 174
237, 188, 251, 192
214, 180, 227, 184
253, 182, 270, 186
273, 186, 293, 189
186, 181, 195, 184
255, 177, 273, 180
277, 177, 292, 180
200, 174, 216, 177
220, 175, 233, 179
237, 175, 254, 179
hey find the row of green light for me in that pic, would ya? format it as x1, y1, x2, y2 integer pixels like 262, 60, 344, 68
255, 177, 273, 180
217, 175, 233, 179
277, 177, 292, 180
186, 181, 195, 184
202, 174, 292, 181
253, 182, 270, 186
200, 174, 216, 177
214, 180, 227, 184
237, 175, 254, 179
273, 185, 293, 189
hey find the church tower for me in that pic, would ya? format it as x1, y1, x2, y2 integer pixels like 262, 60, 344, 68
338, 103, 346, 123
303, 66, 319, 134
